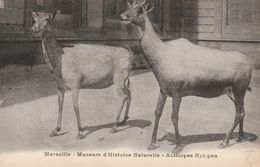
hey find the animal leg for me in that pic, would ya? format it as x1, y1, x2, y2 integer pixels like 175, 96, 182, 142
50, 87, 65, 137
119, 80, 131, 126
70, 82, 84, 139
171, 96, 182, 153
111, 86, 128, 133
147, 90, 167, 150
219, 89, 246, 148
236, 91, 247, 142
236, 118, 244, 142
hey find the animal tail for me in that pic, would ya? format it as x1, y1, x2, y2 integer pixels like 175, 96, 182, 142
227, 86, 252, 102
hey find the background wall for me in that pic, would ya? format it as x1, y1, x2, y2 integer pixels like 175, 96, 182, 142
0, 0, 260, 69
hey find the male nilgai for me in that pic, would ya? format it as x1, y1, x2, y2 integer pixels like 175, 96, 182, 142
32, 11, 134, 139
120, 0, 252, 152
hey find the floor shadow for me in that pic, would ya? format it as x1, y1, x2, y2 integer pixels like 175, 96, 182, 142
158, 132, 257, 148
80, 119, 151, 139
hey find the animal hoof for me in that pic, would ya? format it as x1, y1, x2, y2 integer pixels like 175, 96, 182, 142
111, 127, 117, 133
147, 143, 159, 150
118, 120, 127, 126
118, 122, 126, 126
49, 129, 60, 137
124, 116, 130, 122
76, 132, 85, 140
218, 142, 229, 149
172, 146, 183, 154
117, 117, 130, 127
236, 136, 244, 142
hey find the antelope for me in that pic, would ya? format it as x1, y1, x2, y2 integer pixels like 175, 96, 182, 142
32, 11, 134, 139
120, 0, 253, 153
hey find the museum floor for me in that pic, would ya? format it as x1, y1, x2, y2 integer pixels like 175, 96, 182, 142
0, 64, 259, 154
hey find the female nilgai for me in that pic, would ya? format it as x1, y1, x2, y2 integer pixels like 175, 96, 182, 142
120, 0, 252, 153
32, 11, 134, 139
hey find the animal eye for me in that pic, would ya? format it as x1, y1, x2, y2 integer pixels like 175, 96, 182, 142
137, 7, 143, 15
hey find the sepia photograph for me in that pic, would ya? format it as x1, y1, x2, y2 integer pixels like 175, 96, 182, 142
0, 0, 259, 166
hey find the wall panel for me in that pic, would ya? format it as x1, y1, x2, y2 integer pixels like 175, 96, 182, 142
222, 0, 260, 40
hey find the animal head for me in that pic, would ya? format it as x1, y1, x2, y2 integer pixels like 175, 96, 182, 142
120, 0, 154, 27
31, 10, 60, 33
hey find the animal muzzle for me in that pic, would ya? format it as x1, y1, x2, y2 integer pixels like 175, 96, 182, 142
120, 13, 127, 20
31, 26, 37, 32
119, 14, 132, 25
31, 27, 41, 33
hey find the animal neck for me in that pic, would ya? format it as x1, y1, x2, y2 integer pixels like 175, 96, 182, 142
42, 28, 63, 56
139, 15, 165, 69
41, 26, 63, 78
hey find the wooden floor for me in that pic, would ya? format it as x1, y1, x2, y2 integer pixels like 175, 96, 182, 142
0, 64, 259, 154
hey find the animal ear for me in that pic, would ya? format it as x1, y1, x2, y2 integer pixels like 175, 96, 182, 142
127, 0, 136, 6
32, 11, 39, 20
144, 3, 154, 13
138, 0, 146, 6
49, 10, 60, 20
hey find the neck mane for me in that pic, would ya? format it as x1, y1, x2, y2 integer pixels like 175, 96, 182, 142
139, 15, 165, 69
41, 26, 63, 78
